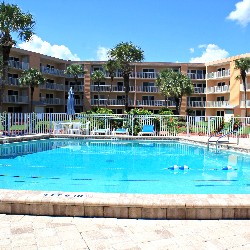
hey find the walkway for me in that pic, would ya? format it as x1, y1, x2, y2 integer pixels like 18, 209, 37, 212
1, 214, 250, 250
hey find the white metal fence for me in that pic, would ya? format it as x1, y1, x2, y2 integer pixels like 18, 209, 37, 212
0, 113, 249, 138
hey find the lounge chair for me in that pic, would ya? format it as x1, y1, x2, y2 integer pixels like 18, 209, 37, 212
112, 128, 129, 136
91, 128, 110, 135
138, 125, 155, 136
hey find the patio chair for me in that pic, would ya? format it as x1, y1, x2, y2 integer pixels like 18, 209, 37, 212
68, 122, 82, 134
91, 128, 110, 135
138, 125, 155, 136
53, 122, 64, 134
112, 127, 129, 136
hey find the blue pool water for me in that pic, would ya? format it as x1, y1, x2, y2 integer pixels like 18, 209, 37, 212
0, 139, 250, 194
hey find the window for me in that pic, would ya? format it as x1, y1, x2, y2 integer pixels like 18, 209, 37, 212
217, 110, 224, 116
142, 96, 154, 101
217, 68, 225, 72
8, 107, 22, 112
8, 90, 18, 96
92, 66, 103, 71
117, 82, 123, 91
218, 82, 225, 86
117, 95, 125, 100
94, 81, 105, 86
217, 96, 224, 101
46, 93, 53, 99
46, 107, 53, 113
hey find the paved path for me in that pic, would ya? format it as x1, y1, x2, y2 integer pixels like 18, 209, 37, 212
0, 214, 250, 250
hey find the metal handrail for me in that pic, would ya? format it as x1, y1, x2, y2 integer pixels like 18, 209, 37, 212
207, 130, 239, 152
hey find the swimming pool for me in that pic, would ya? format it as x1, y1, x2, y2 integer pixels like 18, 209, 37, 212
0, 138, 250, 194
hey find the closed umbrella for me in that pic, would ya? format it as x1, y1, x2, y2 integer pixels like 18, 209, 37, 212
67, 87, 75, 122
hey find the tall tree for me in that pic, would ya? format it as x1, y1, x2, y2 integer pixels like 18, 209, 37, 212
19, 68, 45, 112
0, 2, 35, 112
156, 69, 194, 115
235, 57, 250, 117
103, 59, 119, 107
64, 64, 86, 111
108, 42, 144, 112
91, 70, 105, 107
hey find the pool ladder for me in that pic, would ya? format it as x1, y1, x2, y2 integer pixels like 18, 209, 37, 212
207, 130, 239, 153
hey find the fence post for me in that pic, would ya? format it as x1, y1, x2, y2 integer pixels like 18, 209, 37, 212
208, 117, 211, 136
186, 116, 190, 137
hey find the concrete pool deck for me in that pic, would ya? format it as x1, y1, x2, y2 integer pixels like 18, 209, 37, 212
0, 134, 250, 220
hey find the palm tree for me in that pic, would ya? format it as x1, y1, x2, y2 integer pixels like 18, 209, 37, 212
103, 59, 119, 107
19, 68, 45, 112
157, 69, 194, 115
0, 2, 35, 112
235, 57, 250, 117
91, 70, 105, 107
64, 64, 86, 111
108, 42, 144, 112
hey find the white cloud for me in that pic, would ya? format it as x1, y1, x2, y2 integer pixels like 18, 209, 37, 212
96, 46, 109, 61
18, 35, 81, 60
227, 0, 250, 27
189, 48, 194, 53
189, 44, 229, 63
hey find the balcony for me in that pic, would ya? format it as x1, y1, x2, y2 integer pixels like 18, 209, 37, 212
187, 101, 206, 108
137, 86, 159, 93
40, 66, 65, 76
40, 97, 64, 105
193, 87, 205, 94
8, 60, 29, 70
3, 95, 29, 103
187, 73, 206, 80
206, 69, 230, 79
136, 100, 175, 107
240, 83, 250, 91
40, 82, 65, 91
8, 77, 19, 86
206, 85, 230, 94
90, 99, 134, 106
90, 85, 135, 92
206, 101, 230, 108
136, 72, 158, 79
240, 100, 250, 108
74, 99, 83, 106
65, 85, 84, 92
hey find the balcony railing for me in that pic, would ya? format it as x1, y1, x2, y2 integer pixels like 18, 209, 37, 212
90, 85, 135, 92
8, 60, 29, 70
74, 99, 83, 106
137, 86, 159, 92
187, 101, 206, 108
187, 73, 206, 80
136, 100, 175, 107
136, 72, 158, 79
40, 97, 64, 105
8, 77, 19, 86
3, 95, 29, 103
90, 99, 134, 106
240, 100, 250, 107
240, 83, 250, 91
40, 66, 65, 76
206, 101, 230, 107
206, 85, 230, 94
65, 85, 84, 92
193, 87, 205, 94
40, 82, 65, 91
206, 69, 230, 79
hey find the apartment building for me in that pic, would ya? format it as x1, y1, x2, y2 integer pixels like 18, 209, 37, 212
2, 47, 250, 117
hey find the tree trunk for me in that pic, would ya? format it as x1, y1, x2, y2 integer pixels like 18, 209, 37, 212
175, 97, 180, 115
242, 70, 247, 117
123, 73, 130, 112
30, 86, 34, 113
97, 81, 100, 108
0, 45, 11, 113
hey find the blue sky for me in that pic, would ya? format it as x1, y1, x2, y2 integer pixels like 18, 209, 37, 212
5, 0, 250, 62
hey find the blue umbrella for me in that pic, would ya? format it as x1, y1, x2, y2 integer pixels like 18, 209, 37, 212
67, 87, 75, 121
